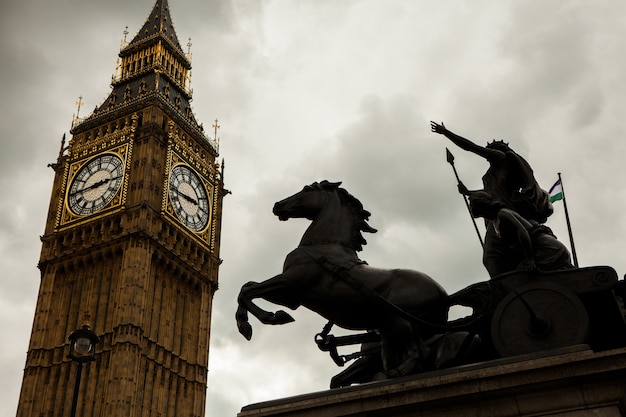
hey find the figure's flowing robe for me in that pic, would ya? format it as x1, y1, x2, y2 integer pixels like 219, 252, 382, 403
483, 151, 553, 223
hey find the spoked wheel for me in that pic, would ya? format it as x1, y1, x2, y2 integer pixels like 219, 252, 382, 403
491, 282, 589, 357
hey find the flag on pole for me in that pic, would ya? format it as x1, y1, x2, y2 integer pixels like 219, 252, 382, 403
549, 173, 579, 267
549, 179, 563, 203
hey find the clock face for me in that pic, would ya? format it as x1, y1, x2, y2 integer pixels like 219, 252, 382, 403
168, 165, 211, 231
68, 154, 125, 216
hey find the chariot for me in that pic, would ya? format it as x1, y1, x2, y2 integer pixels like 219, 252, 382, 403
316, 265, 626, 387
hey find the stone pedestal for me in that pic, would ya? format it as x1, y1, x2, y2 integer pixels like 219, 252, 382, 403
238, 346, 626, 417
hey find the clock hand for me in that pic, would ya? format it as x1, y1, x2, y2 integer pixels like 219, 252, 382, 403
180, 193, 198, 205
71, 176, 119, 195
170, 186, 199, 206
183, 192, 199, 205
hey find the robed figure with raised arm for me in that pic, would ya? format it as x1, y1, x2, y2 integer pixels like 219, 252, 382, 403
431, 122, 557, 277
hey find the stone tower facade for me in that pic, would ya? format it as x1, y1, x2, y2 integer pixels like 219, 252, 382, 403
16, 1, 224, 416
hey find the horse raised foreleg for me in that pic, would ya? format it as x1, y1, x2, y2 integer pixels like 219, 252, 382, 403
235, 303, 254, 340
236, 275, 298, 340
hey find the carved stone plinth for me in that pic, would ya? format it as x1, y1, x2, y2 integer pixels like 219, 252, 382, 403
239, 346, 626, 417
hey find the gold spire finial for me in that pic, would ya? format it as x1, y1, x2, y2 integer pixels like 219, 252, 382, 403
71, 96, 85, 128
121, 25, 129, 48
212, 118, 221, 142
75, 96, 84, 118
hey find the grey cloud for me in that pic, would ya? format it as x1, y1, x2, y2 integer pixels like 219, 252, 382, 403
4, 1, 626, 417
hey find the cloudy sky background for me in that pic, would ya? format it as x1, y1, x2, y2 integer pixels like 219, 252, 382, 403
2, 0, 625, 416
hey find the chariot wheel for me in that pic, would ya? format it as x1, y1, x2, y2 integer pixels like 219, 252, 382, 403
490, 282, 589, 357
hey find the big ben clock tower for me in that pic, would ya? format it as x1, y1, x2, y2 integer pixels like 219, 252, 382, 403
16, 1, 225, 416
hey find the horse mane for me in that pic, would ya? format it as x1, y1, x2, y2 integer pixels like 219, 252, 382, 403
314, 181, 377, 251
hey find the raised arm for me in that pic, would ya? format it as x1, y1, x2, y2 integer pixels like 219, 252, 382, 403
430, 121, 504, 161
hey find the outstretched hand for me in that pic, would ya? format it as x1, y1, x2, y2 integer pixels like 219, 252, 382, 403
430, 121, 446, 134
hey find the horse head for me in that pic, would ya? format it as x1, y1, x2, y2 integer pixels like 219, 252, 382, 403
273, 181, 377, 251
273, 180, 341, 221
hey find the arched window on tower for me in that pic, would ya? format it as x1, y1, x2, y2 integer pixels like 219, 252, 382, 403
124, 86, 132, 101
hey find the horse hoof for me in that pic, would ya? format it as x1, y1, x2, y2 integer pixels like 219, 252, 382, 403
273, 310, 295, 324
238, 322, 253, 340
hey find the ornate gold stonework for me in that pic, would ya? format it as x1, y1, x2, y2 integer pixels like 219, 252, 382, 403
17, 2, 224, 417
162, 121, 219, 249
59, 143, 132, 228
67, 114, 138, 161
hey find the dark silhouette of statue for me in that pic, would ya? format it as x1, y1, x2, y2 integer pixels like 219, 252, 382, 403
236, 181, 626, 387
236, 181, 449, 381
431, 121, 553, 277
469, 191, 573, 272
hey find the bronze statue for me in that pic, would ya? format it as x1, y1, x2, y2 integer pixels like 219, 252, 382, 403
235, 181, 626, 387
236, 181, 449, 380
469, 191, 573, 272
431, 121, 553, 277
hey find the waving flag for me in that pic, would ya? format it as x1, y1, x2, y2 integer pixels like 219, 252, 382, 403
548, 174, 578, 267
549, 179, 563, 203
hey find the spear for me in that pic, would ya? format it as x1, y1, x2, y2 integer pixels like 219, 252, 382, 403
446, 148, 484, 248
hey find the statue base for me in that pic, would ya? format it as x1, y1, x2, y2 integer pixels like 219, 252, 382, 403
238, 345, 626, 417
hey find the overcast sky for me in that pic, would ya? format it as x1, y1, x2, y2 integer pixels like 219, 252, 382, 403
2, 0, 626, 416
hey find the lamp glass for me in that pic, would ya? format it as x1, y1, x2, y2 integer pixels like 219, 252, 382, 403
74, 336, 93, 356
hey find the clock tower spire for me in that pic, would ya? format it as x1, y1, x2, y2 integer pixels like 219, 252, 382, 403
16, 1, 225, 416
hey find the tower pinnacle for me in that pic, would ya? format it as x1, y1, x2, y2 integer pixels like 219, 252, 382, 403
70, 0, 217, 154
127, 0, 185, 55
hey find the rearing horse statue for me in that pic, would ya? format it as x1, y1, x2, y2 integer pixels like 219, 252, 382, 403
236, 181, 449, 379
